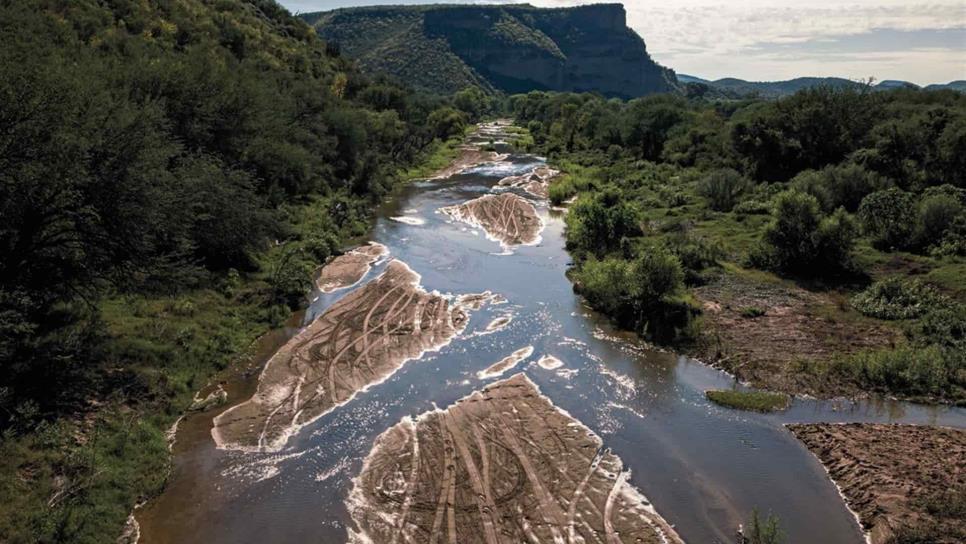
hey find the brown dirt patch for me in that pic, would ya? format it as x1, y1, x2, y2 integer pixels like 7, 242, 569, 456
348, 373, 683, 544
315, 242, 387, 293
441, 193, 543, 248
213, 260, 484, 451
789, 423, 966, 544
693, 271, 899, 397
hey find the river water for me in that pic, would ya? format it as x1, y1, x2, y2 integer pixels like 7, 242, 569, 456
137, 127, 966, 544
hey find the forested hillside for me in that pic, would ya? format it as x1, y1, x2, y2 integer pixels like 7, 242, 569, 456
513, 86, 966, 405
0, 1, 478, 541
305, 3, 679, 98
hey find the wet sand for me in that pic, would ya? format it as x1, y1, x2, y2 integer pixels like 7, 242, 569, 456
348, 373, 684, 544
440, 193, 543, 248
476, 346, 533, 379
316, 242, 388, 293
213, 260, 481, 452
789, 423, 966, 543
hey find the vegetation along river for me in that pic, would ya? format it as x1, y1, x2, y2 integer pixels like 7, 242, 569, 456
136, 123, 966, 544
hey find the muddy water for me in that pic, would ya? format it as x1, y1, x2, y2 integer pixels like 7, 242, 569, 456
137, 128, 966, 544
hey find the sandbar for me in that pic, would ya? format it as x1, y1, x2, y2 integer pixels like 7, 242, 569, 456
213, 259, 479, 451
441, 193, 543, 248
347, 373, 684, 544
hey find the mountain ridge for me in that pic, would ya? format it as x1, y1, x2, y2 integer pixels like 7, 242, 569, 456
303, 3, 679, 97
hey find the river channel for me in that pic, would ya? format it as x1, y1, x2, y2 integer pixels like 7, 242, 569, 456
136, 124, 966, 544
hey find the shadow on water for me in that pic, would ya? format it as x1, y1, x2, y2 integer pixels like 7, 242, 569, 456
137, 131, 965, 544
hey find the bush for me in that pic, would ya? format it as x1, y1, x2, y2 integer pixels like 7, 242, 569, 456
858, 188, 918, 250
828, 345, 959, 399
753, 191, 857, 274
697, 168, 750, 212
791, 163, 884, 213
565, 188, 641, 259
916, 193, 964, 249
851, 277, 944, 320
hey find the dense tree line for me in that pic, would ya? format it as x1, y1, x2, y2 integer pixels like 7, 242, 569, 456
0, 0, 483, 429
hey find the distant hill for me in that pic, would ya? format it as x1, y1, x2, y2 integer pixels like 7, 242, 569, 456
302, 3, 679, 98
681, 76, 965, 98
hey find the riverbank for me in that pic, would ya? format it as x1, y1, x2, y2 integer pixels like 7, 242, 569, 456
789, 423, 965, 543
0, 132, 467, 543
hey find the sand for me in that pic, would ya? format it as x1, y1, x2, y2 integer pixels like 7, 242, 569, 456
213, 260, 482, 452
348, 373, 684, 544
315, 242, 388, 293
497, 165, 559, 199
789, 423, 966, 544
476, 346, 533, 379
440, 193, 543, 248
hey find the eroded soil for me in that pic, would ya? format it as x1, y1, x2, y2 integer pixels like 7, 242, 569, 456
212, 260, 481, 451
348, 373, 684, 544
789, 423, 966, 543
693, 271, 899, 397
441, 193, 543, 248
316, 242, 388, 293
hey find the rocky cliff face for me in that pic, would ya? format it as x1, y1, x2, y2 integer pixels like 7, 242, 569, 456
304, 4, 679, 97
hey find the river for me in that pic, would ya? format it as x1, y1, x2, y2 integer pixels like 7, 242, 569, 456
136, 124, 966, 544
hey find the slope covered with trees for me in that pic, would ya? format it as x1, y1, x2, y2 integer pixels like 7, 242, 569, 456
0, 1, 482, 541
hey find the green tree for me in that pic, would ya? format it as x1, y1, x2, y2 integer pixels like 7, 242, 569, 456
858, 188, 918, 250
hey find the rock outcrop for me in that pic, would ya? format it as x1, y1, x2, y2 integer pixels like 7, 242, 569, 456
304, 4, 679, 98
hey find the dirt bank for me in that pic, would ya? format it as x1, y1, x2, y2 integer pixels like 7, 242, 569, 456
212, 259, 485, 451
441, 192, 543, 248
315, 242, 387, 293
348, 373, 684, 544
789, 423, 965, 544
693, 270, 899, 397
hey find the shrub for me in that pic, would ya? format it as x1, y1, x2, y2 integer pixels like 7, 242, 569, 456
740, 306, 766, 318
916, 193, 963, 250
791, 163, 883, 212
858, 188, 918, 250
565, 188, 641, 259
851, 277, 943, 320
754, 191, 857, 274
828, 345, 958, 399
697, 168, 750, 212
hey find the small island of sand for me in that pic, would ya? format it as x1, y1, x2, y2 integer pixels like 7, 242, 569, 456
348, 373, 684, 544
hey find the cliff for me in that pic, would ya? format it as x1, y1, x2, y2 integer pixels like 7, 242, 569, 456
303, 3, 679, 97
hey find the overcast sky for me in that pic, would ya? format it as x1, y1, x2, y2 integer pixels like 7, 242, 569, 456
280, 0, 966, 85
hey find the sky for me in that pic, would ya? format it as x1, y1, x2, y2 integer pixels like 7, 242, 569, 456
280, 0, 966, 85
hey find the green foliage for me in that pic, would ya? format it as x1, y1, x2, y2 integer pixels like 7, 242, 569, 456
745, 509, 785, 544
574, 248, 692, 342
752, 191, 857, 274
740, 306, 766, 318
698, 168, 751, 211
790, 162, 884, 212
851, 277, 945, 320
706, 389, 789, 412
565, 189, 641, 259
858, 188, 919, 250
